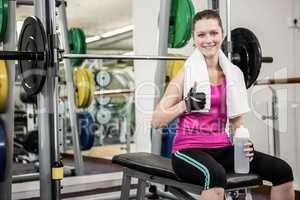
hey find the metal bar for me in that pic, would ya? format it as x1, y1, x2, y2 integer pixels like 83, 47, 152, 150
0, 51, 187, 61
94, 89, 135, 96
126, 96, 134, 153
120, 168, 131, 200
151, 0, 171, 155
60, 89, 135, 101
262, 57, 273, 63
63, 53, 187, 60
270, 88, 280, 157
35, 1, 52, 199
232, 55, 273, 64
17, 0, 34, 6
17, 0, 66, 7
0, 51, 45, 60
58, 1, 84, 175
44, 0, 62, 198
35, 0, 61, 198
12, 173, 40, 183
208, 0, 219, 11
136, 179, 147, 200
0, 1, 16, 199
255, 77, 300, 85
226, 0, 232, 60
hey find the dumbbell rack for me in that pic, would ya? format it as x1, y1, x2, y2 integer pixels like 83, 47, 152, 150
1, 0, 63, 199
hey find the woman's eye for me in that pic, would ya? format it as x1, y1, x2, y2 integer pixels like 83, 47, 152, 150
211, 31, 218, 35
198, 34, 205, 37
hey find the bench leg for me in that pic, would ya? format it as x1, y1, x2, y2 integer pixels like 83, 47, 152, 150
136, 179, 147, 200
245, 189, 253, 200
120, 169, 132, 200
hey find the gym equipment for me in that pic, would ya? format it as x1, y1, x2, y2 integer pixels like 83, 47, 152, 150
222, 28, 273, 88
84, 68, 95, 107
68, 28, 86, 66
73, 68, 94, 108
20, 91, 37, 104
0, 60, 8, 112
113, 153, 262, 200
255, 77, 300, 85
74, 68, 89, 108
0, 16, 275, 94
23, 130, 38, 154
167, 58, 185, 80
63, 53, 187, 60
168, 0, 195, 48
77, 112, 95, 150
94, 88, 134, 97
18, 16, 48, 97
96, 108, 112, 124
96, 96, 111, 106
0, 119, 6, 181
95, 70, 112, 87
161, 120, 177, 158
0, 0, 8, 42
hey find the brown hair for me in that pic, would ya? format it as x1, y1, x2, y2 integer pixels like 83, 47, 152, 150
192, 10, 224, 32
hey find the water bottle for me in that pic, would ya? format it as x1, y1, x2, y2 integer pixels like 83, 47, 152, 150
234, 126, 250, 174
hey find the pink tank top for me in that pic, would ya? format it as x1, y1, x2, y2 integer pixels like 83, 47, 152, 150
172, 79, 232, 153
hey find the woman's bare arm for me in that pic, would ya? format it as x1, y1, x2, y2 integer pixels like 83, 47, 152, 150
151, 68, 186, 128
229, 115, 244, 133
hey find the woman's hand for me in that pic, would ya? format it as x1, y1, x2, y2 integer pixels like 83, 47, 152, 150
244, 141, 254, 162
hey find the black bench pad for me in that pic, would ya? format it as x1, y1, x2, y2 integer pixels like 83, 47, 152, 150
112, 152, 263, 189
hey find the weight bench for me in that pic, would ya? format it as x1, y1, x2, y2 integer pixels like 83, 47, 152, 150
112, 152, 263, 200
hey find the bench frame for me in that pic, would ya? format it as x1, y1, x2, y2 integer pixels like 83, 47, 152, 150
120, 167, 260, 200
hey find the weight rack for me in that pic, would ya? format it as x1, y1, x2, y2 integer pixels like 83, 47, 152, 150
0, 0, 16, 199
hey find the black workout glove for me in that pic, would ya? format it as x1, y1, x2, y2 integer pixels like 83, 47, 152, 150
184, 87, 206, 112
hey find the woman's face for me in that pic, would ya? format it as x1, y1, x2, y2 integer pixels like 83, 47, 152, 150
193, 18, 224, 59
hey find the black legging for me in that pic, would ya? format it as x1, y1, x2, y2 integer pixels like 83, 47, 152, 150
172, 146, 293, 190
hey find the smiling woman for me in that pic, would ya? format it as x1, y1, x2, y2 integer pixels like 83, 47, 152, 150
151, 9, 295, 200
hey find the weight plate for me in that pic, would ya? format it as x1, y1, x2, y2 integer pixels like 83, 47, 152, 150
18, 16, 48, 97
0, 60, 8, 112
222, 27, 262, 88
74, 69, 89, 108
83, 69, 95, 108
69, 28, 87, 67
0, 119, 6, 181
167, 55, 185, 80
96, 71, 112, 87
0, 0, 8, 42
78, 112, 95, 150
96, 96, 111, 106
96, 108, 112, 124
168, 0, 195, 48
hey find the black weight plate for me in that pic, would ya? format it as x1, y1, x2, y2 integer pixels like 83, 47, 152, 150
18, 16, 48, 97
222, 28, 262, 88
0, 119, 6, 181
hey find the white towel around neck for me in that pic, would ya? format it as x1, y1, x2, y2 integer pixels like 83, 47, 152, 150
184, 49, 250, 118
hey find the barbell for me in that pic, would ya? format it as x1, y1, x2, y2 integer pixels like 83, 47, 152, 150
0, 16, 273, 98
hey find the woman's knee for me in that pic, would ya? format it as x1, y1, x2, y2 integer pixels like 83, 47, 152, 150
202, 187, 225, 196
